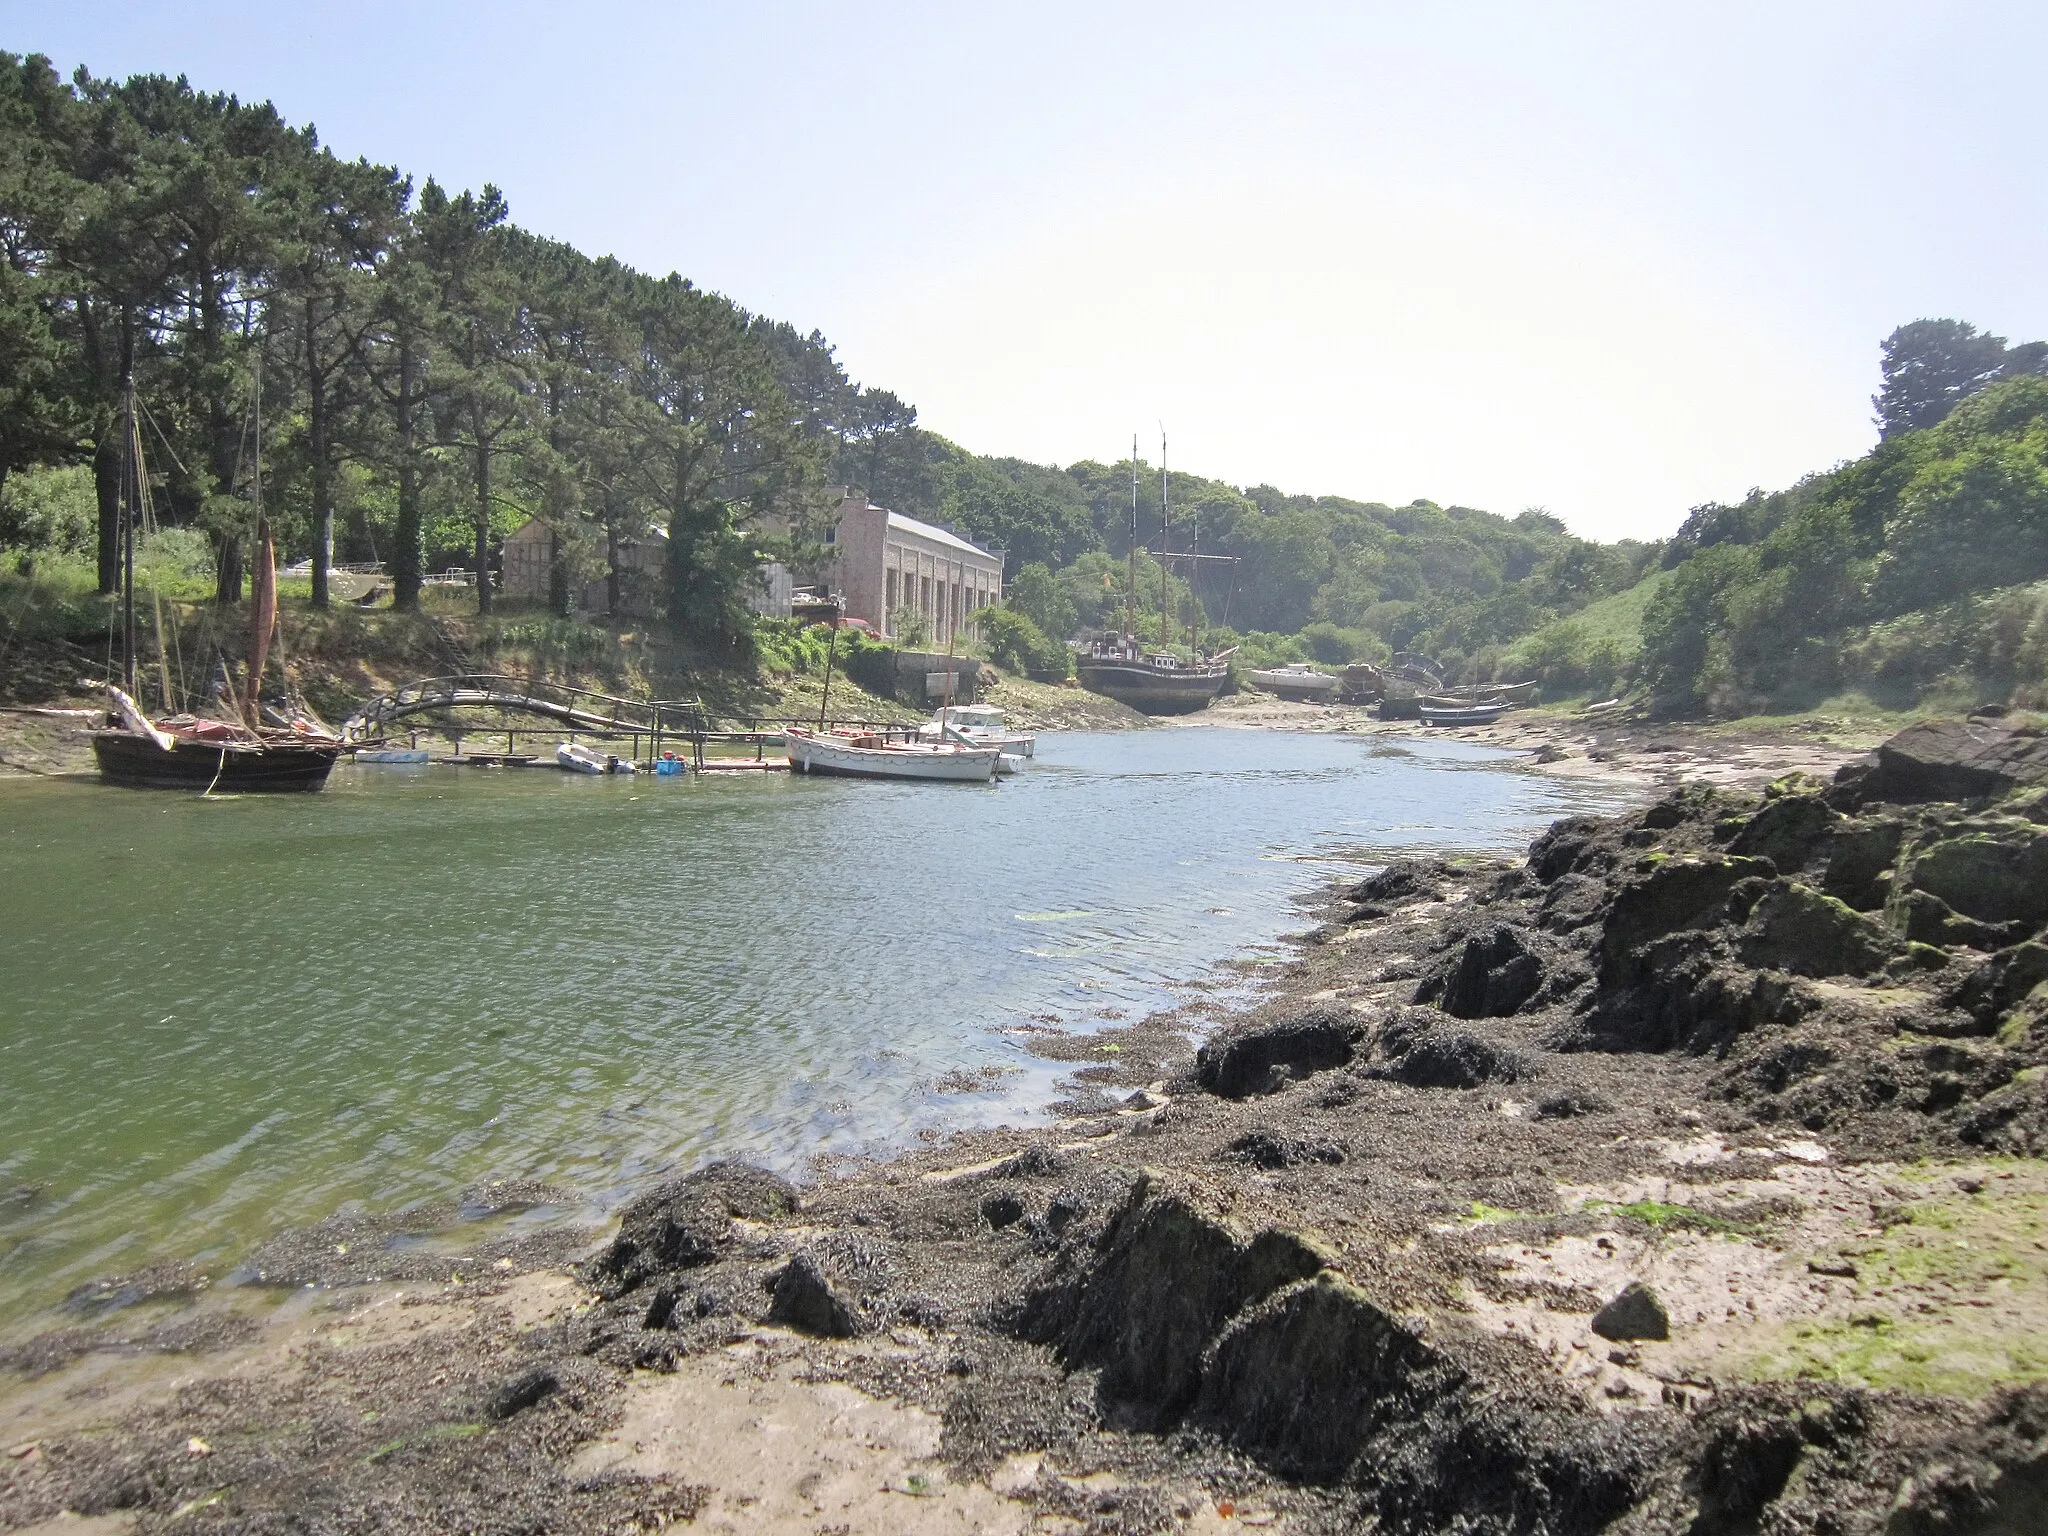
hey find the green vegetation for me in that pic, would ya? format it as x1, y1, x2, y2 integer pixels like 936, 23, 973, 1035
1638, 362, 2048, 714
6, 47, 2045, 714
1735, 1185, 2048, 1396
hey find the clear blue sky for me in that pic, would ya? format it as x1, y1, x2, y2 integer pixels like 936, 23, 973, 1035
6, 2, 2042, 540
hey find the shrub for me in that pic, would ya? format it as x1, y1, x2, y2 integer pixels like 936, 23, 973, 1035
981, 606, 1070, 681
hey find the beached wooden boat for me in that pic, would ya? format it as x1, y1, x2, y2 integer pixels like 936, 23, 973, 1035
1246, 663, 1339, 701
93, 695, 340, 791
1418, 701, 1509, 727
1077, 641, 1229, 714
92, 376, 343, 792
785, 728, 1001, 781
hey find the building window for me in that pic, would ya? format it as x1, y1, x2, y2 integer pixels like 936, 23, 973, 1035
886, 568, 898, 613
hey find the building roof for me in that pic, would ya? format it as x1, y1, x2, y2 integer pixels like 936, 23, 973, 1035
883, 509, 1001, 562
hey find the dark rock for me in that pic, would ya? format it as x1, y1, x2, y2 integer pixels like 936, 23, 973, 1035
1590, 1282, 1670, 1342
1534, 1090, 1612, 1119
1862, 719, 2048, 804
485, 1364, 560, 1420
1537, 870, 1612, 933
1528, 817, 1610, 883
991, 1144, 1065, 1180
1945, 941, 2048, 1031
1020, 1176, 1327, 1426
766, 1251, 863, 1338
1959, 1074, 2048, 1155
1222, 1130, 1346, 1169
1376, 1012, 1529, 1088
1822, 817, 1906, 911
1428, 923, 1546, 1018
591, 1161, 801, 1298
1687, 1408, 1805, 1532
1727, 793, 1838, 872
1196, 1272, 1457, 1480
1737, 882, 1901, 978
1347, 857, 1450, 905
1599, 855, 1778, 971
1896, 821, 2048, 928
980, 1191, 1026, 1229
1892, 889, 2029, 951
1195, 1005, 1365, 1099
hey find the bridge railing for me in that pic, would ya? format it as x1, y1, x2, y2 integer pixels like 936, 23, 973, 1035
341, 674, 707, 743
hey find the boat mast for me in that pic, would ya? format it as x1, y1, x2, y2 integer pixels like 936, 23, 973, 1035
1125, 435, 1138, 650
1158, 428, 1169, 651
120, 373, 137, 695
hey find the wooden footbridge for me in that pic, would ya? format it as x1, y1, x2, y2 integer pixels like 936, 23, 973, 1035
339, 674, 919, 771
341, 675, 706, 752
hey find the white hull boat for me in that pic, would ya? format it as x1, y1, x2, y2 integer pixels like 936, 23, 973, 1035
1247, 663, 1339, 700
556, 741, 632, 775
917, 703, 1036, 758
786, 728, 1000, 782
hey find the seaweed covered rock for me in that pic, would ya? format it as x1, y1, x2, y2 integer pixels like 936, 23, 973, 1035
589, 1161, 799, 1298
1196, 1272, 1457, 1480
1348, 857, 1452, 907
1221, 1130, 1346, 1169
1195, 1005, 1365, 1099
1598, 855, 1778, 972
1019, 1175, 1327, 1426
1374, 1011, 1529, 1088
765, 1233, 901, 1338
1726, 791, 1839, 871
1737, 883, 1901, 978
1894, 819, 2048, 930
1419, 923, 1547, 1018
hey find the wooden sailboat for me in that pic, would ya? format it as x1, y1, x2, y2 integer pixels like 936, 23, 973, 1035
1076, 432, 1230, 714
91, 372, 341, 792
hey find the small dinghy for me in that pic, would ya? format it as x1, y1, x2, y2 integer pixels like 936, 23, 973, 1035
556, 741, 632, 775
354, 746, 428, 764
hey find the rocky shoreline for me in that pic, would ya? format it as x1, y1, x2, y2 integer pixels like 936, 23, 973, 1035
5, 717, 2048, 1534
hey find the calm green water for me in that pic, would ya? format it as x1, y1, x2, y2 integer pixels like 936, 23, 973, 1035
0, 728, 1629, 1322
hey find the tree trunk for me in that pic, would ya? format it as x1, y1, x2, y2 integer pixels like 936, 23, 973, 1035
393, 336, 422, 611
306, 298, 332, 609
473, 429, 493, 615
94, 427, 121, 594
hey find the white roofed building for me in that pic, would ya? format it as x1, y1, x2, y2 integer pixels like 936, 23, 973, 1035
821, 488, 1003, 645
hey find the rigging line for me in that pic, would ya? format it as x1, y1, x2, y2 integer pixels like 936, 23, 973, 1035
134, 398, 191, 479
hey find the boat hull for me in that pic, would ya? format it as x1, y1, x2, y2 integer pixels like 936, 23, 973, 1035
1076, 662, 1227, 715
1248, 668, 1339, 701
786, 732, 999, 781
1419, 704, 1508, 726
92, 731, 339, 791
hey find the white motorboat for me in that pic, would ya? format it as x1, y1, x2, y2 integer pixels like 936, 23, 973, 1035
556, 741, 632, 775
785, 727, 1001, 782
1247, 662, 1339, 701
917, 703, 1036, 758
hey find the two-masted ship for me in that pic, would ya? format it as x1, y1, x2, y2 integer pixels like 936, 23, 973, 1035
1075, 433, 1232, 715
91, 372, 341, 792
